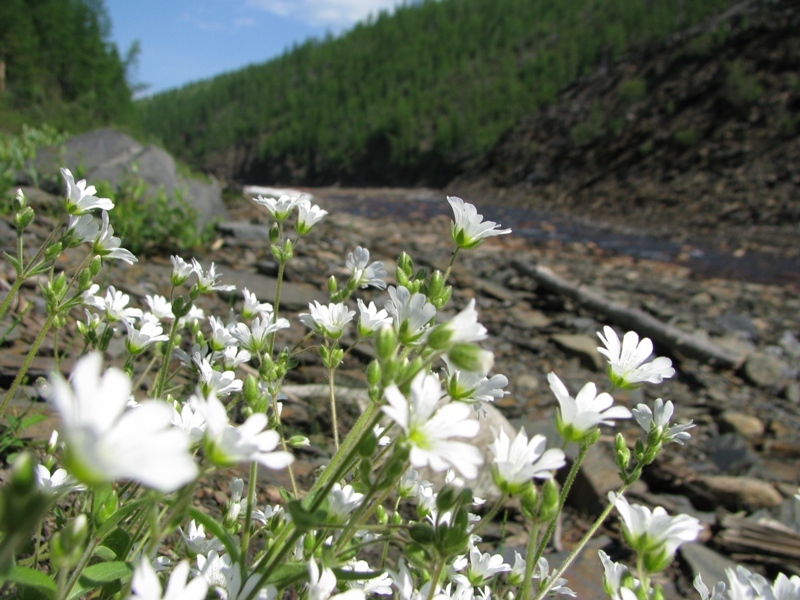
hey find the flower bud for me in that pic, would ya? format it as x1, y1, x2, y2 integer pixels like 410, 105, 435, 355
77, 268, 93, 292
327, 276, 338, 295
520, 484, 539, 522
614, 432, 631, 474
397, 252, 413, 277
15, 189, 26, 208
435, 483, 460, 513
375, 505, 388, 525
243, 375, 259, 406
50, 515, 89, 569
426, 270, 444, 300
366, 360, 381, 388
447, 343, 494, 374
13, 206, 35, 230
45, 242, 63, 262
288, 435, 310, 448
409, 523, 435, 545
95, 489, 119, 525
375, 325, 397, 361
538, 479, 561, 523
89, 255, 103, 276
268, 222, 280, 244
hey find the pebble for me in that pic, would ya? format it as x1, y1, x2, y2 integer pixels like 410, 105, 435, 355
695, 475, 784, 511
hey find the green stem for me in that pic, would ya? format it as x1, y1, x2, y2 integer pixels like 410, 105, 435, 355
58, 537, 99, 600
426, 557, 447, 600
328, 357, 339, 450
532, 480, 634, 600
521, 524, 541, 600
0, 312, 55, 420
152, 318, 180, 399
533, 442, 591, 566
441, 247, 460, 287
0, 277, 24, 324
267, 257, 286, 357
241, 461, 258, 559
272, 392, 298, 498
468, 492, 509, 538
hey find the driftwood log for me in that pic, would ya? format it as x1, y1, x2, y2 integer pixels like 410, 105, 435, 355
511, 260, 745, 370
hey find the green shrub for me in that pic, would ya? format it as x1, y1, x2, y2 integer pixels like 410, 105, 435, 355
0, 124, 68, 199
617, 78, 647, 106
725, 60, 763, 109
94, 170, 216, 256
673, 128, 699, 147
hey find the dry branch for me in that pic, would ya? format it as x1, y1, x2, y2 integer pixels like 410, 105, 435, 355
511, 260, 745, 369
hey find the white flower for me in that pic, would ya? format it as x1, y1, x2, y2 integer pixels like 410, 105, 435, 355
61, 167, 114, 214
253, 193, 306, 221
693, 574, 728, 600
35, 465, 84, 495
383, 371, 483, 479
171, 401, 207, 447
632, 398, 694, 445
385, 286, 436, 345
346, 246, 387, 289
207, 316, 238, 351
547, 372, 632, 442
146, 294, 174, 321
307, 558, 365, 600
356, 299, 392, 336
170, 255, 195, 285
489, 428, 565, 494
465, 545, 510, 586
197, 551, 230, 591
296, 199, 328, 234
299, 301, 355, 339
328, 483, 364, 524
443, 358, 508, 404
195, 357, 243, 397
192, 391, 294, 470
532, 557, 575, 597
178, 520, 225, 556
129, 558, 208, 600
93, 211, 137, 264
344, 560, 393, 596
610, 492, 703, 572
508, 551, 526, 586
241, 288, 273, 320
230, 314, 290, 352
428, 299, 487, 349
597, 326, 675, 389
221, 346, 252, 370
44, 353, 197, 492
67, 213, 99, 243
125, 320, 169, 355
84, 285, 143, 323
191, 259, 235, 293
447, 196, 511, 249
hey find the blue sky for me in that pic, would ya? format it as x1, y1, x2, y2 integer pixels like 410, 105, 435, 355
105, 0, 410, 96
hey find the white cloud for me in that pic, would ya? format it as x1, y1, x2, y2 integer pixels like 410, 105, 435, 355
247, 0, 406, 27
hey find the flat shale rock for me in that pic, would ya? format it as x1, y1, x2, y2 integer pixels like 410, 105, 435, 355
694, 475, 784, 512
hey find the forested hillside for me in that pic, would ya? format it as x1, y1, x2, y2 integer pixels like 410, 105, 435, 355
0, 0, 134, 132
136, 0, 736, 186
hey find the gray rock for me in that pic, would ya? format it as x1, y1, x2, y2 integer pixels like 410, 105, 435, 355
695, 475, 783, 511
680, 543, 740, 592
219, 270, 321, 313
550, 334, 605, 371
741, 352, 790, 388
216, 221, 271, 241
718, 411, 765, 442
32, 128, 228, 228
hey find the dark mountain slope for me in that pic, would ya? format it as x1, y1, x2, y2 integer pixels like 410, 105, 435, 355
451, 0, 799, 254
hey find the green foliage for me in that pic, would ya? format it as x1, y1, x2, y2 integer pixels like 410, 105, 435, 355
135, 0, 737, 185
673, 128, 700, 147
0, 125, 68, 199
617, 78, 647, 106
725, 60, 764, 110
571, 100, 605, 144
94, 173, 216, 256
0, 0, 135, 133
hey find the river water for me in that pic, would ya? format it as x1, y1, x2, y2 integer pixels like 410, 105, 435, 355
311, 190, 800, 287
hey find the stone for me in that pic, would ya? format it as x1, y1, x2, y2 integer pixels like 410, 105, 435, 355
217, 221, 271, 242
507, 305, 552, 329
741, 352, 790, 388
784, 381, 800, 404
32, 128, 228, 228
680, 543, 740, 593
695, 475, 783, 511
718, 411, 765, 442
550, 334, 605, 371
218, 270, 321, 313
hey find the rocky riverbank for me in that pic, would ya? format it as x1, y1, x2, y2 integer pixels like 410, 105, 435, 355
1, 186, 799, 597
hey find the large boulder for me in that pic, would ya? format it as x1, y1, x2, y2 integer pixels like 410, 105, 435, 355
32, 128, 228, 228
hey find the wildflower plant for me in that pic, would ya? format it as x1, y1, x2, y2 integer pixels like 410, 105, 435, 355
0, 166, 792, 600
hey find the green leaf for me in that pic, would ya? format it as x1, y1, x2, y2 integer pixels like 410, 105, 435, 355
187, 507, 240, 563
3, 566, 56, 599
3, 252, 22, 275
286, 500, 327, 533
66, 561, 132, 600
332, 567, 385, 581
264, 561, 307, 588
